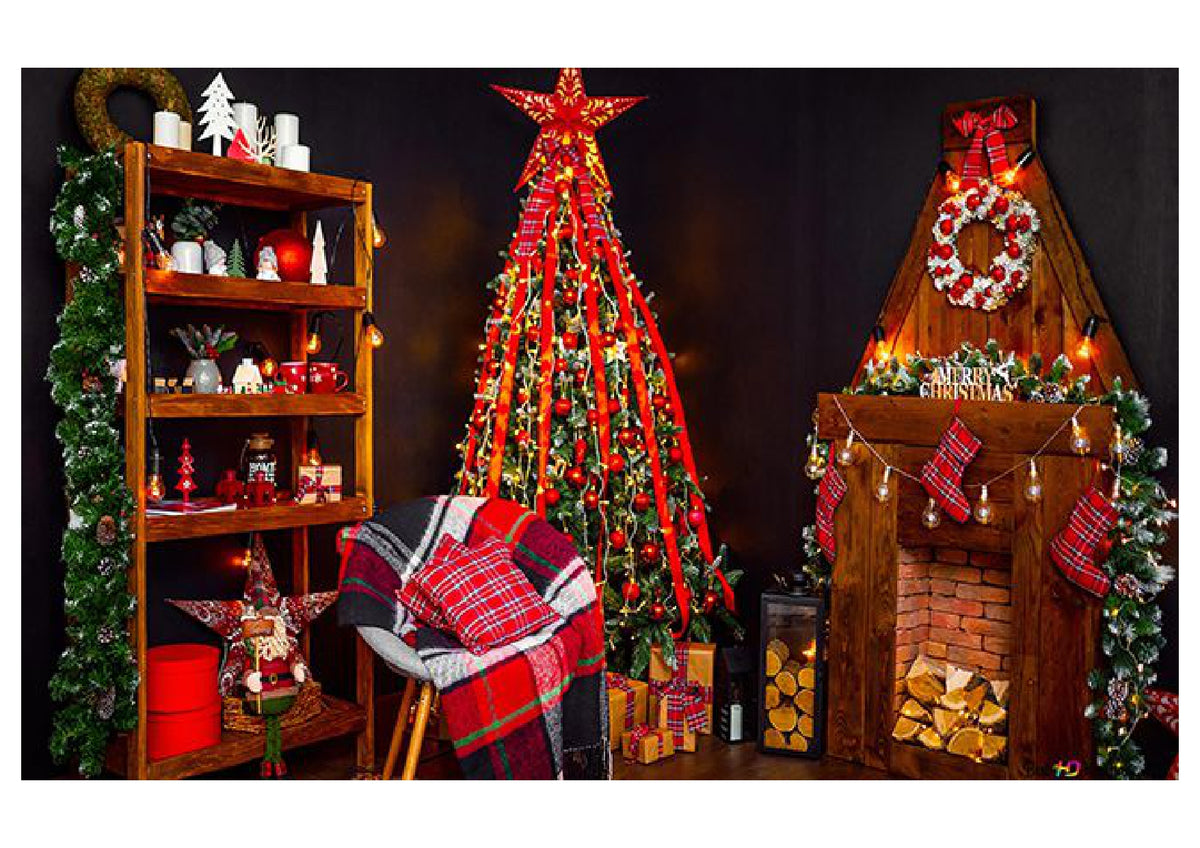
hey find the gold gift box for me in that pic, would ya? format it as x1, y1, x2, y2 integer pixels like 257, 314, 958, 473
621, 727, 675, 765
606, 672, 649, 751
649, 641, 715, 736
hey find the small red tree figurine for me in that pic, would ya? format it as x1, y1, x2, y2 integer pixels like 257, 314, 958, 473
176, 438, 198, 504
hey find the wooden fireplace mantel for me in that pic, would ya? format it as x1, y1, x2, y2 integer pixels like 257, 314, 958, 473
816, 393, 1110, 779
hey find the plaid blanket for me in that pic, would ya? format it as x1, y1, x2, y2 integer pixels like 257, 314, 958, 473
337, 496, 610, 779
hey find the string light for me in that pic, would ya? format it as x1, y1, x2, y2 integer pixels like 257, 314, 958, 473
804, 441, 827, 480
362, 311, 385, 348
305, 428, 323, 466
871, 324, 887, 365
1075, 315, 1101, 361
371, 210, 387, 249
305, 311, 330, 355
922, 498, 942, 529
973, 484, 993, 525
145, 448, 165, 502
875, 466, 893, 503
1024, 458, 1043, 503
1070, 413, 1092, 455
836, 431, 857, 466
998, 148, 1036, 187
1109, 422, 1127, 464
249, 341, 277, 379
937, 160, 960, 192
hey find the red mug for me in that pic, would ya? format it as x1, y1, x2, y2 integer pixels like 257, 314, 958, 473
279, 362, 307, 394
308, 361, 349, 394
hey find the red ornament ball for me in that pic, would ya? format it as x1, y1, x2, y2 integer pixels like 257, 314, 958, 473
668, 446, 684, 464
562, 332, 579, 350
586, 408, 600, 425
1005, 243, 1022, 259
621, 578, 639, 601
544, 487, 562, 506
610, 529, 628, 550
639, 542, 660, 563
633, 492, 651, 512
553, 358, 568, 374
938, 219, 954, 236
255, 228, 313, 282
601, 331, 617, 348
687, 507, 705, 528
574, 369, 587, 386
607, 398, 621, 414
583, 490, 600, 510
608, 454, 626, 473
618, 427, 639, 448
966, 193, 982, 211
702, 589, 720, 614
994, 195, 1010, 215
651, 395, 667, 410
553, 397, 572, 417
566, 466, 587, 488
650, 600, 666, 621
562, 289, 579, 306
990, 266, 1006, 282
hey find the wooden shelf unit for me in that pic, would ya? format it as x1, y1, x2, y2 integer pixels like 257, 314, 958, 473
117, 141, 376, 779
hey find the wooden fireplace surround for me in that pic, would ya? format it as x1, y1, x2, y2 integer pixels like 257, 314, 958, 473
817, 392, 1112, 779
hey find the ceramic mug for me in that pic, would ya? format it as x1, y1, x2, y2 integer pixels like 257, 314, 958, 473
279, 362, 308, 394
307, 361, 348, 394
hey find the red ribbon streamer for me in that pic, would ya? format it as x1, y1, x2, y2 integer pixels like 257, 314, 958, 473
953, 106, 1018, 187
485, 269, 531, 495
534, 193, 561, 512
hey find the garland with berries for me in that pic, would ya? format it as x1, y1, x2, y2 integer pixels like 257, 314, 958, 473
800, 342, 1175, 778
46, 146, 138, 777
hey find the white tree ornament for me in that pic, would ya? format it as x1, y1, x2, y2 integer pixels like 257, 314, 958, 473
310, 221, 328, 285
197, 73, 237, 156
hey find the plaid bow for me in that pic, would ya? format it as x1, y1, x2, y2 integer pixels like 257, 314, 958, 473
815, 465, 847, 563
606, 671, 638, 727
293, 467, 338, 504
953, 106, 1018, 187
625, 724, 666, 760
1049, 486, 1117, 597
513, 166, 558, 258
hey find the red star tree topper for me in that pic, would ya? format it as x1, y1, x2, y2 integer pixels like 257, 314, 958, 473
457, 69, 740, 676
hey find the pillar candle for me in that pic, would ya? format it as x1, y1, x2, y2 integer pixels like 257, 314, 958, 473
178, 121, 192, 151
275, 113, 300, 149
153, 111, 181, 148
232, 102, 258, 148
278, 144, 310, 172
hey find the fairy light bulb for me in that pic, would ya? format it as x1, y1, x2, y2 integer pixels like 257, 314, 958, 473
1024, 458, 1043, 503
974, 485, 993, 525
1109, 423, 1126, 464
804, 441, 827, 480
362, 311, 385, 349
1070, 414, 1091, 455
305, 329, 322, 355
372, 211, 387, 249
836, 431, 857, 467
922, 498, 942, 529
875, 466, 893, 503
145, 449, 165, 502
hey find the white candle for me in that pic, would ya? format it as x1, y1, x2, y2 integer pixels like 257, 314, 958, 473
278, 144, 310, 172
178, 120, 192, 151
231, 102, 258, 148
153, 111, 181, 148
275, 113, 300, 149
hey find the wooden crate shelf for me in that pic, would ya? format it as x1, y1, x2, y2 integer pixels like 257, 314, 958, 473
149, 393, 366, 418
146, 496, 370, 543
145, 144, 366, 211
146, 695, 367, 780
146, 269, 367, 311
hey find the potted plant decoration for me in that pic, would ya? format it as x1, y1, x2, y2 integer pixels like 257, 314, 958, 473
172, 323, 238, 394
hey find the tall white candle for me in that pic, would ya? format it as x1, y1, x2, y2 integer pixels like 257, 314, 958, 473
178, 121, 192, 151
278, 144, 310, 172
231, 102, 258, 148
153, 111, 181, 148
275, 113, 300, 149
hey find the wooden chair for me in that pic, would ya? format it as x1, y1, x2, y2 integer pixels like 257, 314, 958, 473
359, 626, 438, 780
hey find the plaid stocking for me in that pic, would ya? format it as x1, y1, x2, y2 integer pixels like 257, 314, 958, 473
1049, 486, 1117, 597
815, 464, 846, 563
920, 418, 981, 523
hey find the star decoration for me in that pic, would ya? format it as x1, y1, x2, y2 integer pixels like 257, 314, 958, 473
168, 533, 337, 696
492, 68, 644, 193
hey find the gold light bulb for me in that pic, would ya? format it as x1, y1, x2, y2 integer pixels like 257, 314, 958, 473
836, 431, 857, 467
804, 442, 827, 480
1070, 414, 1091, 455
922, 498, 941, 529
305, 331, 322, 355
1024, 458, 1043, 503
974, 485, 993, 525
875, 466, 893, 503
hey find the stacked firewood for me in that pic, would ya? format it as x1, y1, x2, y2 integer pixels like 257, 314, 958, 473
763, 639, 817, 752
891, 655, 1008, 762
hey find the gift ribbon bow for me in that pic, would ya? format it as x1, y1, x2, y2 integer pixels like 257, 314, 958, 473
625, 724, 666, 760
953, 106, 1018, 187
606, 671, 639, 727
650, 645, 711, 743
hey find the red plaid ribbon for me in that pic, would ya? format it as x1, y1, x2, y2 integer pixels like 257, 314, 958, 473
606, 671, 638, 727
625, 724, 666, 761
1049, 486, 1117, 597
920, 417, 981, 523
953, 106, 1018, 187
514, 167, 558, 257
293, 467, 339, 504
650, 644, 710, 743
573, 153, 607, 244
815, 465, 846, 563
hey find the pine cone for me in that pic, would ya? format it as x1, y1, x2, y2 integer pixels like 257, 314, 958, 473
95, 515, 118, 546
1114, 573, 1142, 600
82, 372, 103, 393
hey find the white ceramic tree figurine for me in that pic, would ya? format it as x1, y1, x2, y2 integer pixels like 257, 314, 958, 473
310, 221, 328, 285
198, 73, 237, 156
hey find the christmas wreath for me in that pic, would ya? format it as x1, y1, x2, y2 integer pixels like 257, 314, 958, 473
927, 180, 1039, 312
74, 68, 192, 153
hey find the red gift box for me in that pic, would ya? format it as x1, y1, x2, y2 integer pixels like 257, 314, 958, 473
147, 644, 221, 760
148, 702, 222, 761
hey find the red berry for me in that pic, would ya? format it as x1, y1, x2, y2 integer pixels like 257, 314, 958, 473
574, 369, 587, 386
553, 397, 572, 416
1010, 270, 1024, 285
990, 266, 1006, 282
651, 395, 667, 410
562, 332, 578, 350
601, 331, 617, 347
618, 427, 638, 448
938, 243, 954, 260
994, 196, 1009, 215
966, 193, 981, 210
959, 273, 973, 288
650, 600, 666, 621
607, 397, 621, 414
701, 589, 720, 614
553, 358, 568, 373
574, 438, 588, 463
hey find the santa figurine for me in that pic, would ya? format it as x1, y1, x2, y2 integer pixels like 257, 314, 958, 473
241, 605, 310, 775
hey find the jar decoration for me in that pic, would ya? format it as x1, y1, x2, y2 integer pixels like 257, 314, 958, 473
241, 433, 278, 506
171, 324, 237, 394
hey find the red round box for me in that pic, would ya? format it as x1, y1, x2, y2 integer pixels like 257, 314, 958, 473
148, 702, 222, 761
147, 644, 219, 713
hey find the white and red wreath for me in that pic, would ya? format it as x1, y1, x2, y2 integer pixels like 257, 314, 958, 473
927, 180, 1040, 312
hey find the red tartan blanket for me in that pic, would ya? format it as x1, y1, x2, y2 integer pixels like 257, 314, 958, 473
337, 496, 610, 779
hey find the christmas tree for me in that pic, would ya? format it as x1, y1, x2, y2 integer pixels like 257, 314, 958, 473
455, 69, 740, 677
227, 238, 246, 278
175, 438, 197, 504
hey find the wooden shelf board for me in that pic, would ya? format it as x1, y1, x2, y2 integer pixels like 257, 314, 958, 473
149, 393, 366, 418
146, 496, 370, 542
146, 695, 367, 780
145, 144, 366, 211
146, 269, 366, 311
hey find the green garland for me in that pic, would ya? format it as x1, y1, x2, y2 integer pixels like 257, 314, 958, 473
46, 146, 138, 777
800, 341, 1175, 779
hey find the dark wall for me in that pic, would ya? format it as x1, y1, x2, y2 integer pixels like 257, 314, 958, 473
22, 69, 1177, 778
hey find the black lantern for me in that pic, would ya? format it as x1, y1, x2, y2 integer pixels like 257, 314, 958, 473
758, 592, 825, 757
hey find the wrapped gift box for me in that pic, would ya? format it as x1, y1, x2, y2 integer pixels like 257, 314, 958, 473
146, 644, 221, 761
621, 725, 675, 765
606, 672, 649, 750
295, 464, 342, 504
656, 698, 697, 752
649, 641, 715, 740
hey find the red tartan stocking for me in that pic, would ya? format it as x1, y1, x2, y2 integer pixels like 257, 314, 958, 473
815, 465, 846, 563
920, 417, 981, 523
1050, 486, 1117, 597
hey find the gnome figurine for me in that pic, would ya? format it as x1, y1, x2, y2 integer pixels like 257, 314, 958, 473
256, 245, 281, 281
204, 240, 228, 276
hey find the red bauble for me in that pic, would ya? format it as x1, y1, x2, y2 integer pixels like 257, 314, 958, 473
1005, 243, 1022, 259
701, 589, 720, 614
1005, 214, 1019, 232
639, 542, 660, 563
966, 193, 982, 211
668, 446, 684, 464
601, 331, 617, 348
687, 507, 705, 528
255, 229, 313, 282
994, 195, 1010, 215
566, 466, 587, 488
608, 454, 626, 473
621, 578, 639, 601
937, 243, 954, 260
651, 395, 667, 410
610, 529, 627, 550
574, 369, 587, 386
574, 438, 589, 464
650, 600, 666, 621
586, 408, 600, 425
990, 266, 1006, 282
562, 332, 579, 350
562, 288, 579, 306
544, 487, 562, 506
553, 357, 568, 374
583, 490, 600, 510
938, 219, 954, 236
607, 398, 621, 414
633, 492, 651, 512
618, 427, 638, 448
515, 429, 531, 447
553, 397, 572, 416
1010, 270, 1025, 285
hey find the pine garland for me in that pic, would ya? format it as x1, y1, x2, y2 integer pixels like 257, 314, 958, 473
46, 146, 138, 777
800, 341, 1175, 778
